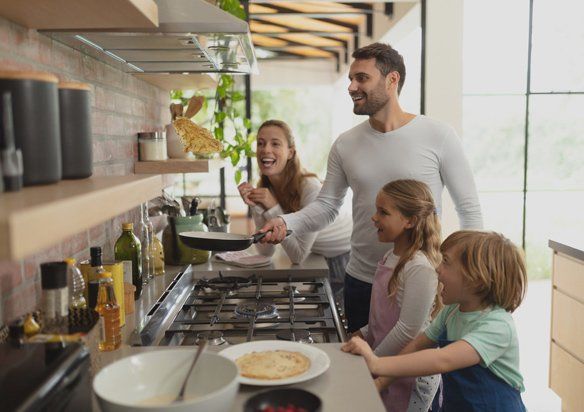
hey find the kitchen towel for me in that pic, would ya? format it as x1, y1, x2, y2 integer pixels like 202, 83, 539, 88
213, 251, 272, 268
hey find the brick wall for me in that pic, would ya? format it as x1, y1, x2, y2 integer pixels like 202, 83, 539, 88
0, 16, 170, 323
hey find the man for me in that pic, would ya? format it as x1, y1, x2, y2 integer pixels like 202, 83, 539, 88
259, 43, 483, 332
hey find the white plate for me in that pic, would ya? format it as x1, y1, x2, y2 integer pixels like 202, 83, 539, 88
218, 340, 330, 386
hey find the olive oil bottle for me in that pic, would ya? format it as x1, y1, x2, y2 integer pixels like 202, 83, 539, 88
114, 223, 142, 300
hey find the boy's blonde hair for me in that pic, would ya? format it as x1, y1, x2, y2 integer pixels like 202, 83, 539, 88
380, 179, 442, 316
441, 231, 527, 312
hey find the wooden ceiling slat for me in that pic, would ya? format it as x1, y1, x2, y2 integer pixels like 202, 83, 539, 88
268, 1, 362, 13
249, 4, 278, 14
252, 34, 289, 47
254, 15, 353, 33
250, 20, 288, 33
278, 33, 344, 47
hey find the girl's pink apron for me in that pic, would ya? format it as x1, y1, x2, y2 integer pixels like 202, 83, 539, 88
366, 257, 415, 412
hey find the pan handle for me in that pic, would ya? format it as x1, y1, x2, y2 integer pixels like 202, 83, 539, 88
251, 230, 293, 243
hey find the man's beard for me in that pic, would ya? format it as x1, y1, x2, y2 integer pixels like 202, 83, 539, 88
352, 91, 389, 115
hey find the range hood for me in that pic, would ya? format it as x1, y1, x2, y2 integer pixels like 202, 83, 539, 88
43, 0, 258, 75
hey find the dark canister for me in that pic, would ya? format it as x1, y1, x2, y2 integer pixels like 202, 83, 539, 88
58, 82, 93, 179
0, 71, 61, 186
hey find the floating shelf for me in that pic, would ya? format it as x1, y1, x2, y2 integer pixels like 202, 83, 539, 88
0, 0, 158, 30
134, 159, 224, 174
0, 175, 163, 261
133, 73, 217, 91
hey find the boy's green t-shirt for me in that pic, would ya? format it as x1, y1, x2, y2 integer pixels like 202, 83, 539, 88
425, 304, 525, 392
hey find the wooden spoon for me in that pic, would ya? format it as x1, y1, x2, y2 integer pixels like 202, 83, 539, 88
184, 96, 204, 119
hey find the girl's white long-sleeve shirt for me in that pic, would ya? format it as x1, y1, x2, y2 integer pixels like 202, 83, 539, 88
281, 116, 483, 283
361, 249, 438, 356
252, 176, 352, 263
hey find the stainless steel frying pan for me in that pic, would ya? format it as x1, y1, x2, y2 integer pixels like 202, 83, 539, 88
179, 230, 292, 251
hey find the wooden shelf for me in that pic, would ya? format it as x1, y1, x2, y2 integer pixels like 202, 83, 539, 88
0, 175, 163, 261
0, 0, 158, 30
134, 158, 224, 174
133, 73, 217, 91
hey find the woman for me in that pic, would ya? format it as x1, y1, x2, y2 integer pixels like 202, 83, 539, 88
238, 119, 352, 305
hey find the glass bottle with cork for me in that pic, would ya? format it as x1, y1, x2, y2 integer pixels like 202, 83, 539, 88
138, 202, 154, 284
96, 271, 121, 351
114, 223, 143, 300
40, 261, 69, 334
87, 246, 106, 309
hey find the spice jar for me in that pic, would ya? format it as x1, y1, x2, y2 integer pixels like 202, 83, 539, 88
138, 131, 167, 161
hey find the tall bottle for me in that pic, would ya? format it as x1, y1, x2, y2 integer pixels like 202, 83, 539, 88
96, 271, 121, 352
138, 202, 153, 284
64, 258, 87, 309
40, 261, 69, 334
114, 223, 142, 300
88, 247, 106, 308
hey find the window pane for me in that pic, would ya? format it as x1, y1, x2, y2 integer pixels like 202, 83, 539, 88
463, 0, 529, 94
477, 192, 524, 246
462, 95, 526, 191
525, 191, 584, 279
531, 0, 584, 92
527, 95, 584, 190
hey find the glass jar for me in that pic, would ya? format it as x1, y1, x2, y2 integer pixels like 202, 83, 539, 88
138, 131, 167, 161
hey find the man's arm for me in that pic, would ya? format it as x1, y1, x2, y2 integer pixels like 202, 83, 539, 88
259, 141, 349, 243
439, 128, 483, 229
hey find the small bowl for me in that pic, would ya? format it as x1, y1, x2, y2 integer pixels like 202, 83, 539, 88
244, 388, 322, 412
94, 349, 239, 412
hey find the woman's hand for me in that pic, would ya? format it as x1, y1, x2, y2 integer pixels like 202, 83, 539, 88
248, 187, 278, 210
237, 182, 257, 207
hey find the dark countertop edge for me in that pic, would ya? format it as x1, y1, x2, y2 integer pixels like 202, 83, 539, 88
549, 239, 584, 262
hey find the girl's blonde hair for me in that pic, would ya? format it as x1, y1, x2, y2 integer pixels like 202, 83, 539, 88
380, 179, 442, 316
257, 119, 317, 213
440, 231, 527, 312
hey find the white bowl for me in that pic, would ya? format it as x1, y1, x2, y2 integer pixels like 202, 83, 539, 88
93, 350, 239, 412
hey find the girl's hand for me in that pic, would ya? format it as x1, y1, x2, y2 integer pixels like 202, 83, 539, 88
351, 330, 364, 339
238, 182, 257, 207
248, 187, 278, 209
341, 337, 379, 372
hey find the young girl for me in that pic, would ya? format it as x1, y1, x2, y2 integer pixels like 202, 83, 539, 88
343, 230, 528, 412
357, 179, 442, 412
238, 119, 352, 304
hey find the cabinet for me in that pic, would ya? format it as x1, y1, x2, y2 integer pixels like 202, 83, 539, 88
549, 240, 584, 412
0, 0, 158, 30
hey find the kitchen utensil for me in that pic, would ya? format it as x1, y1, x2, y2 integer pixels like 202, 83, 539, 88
219, 340, 330, 387
93, 350, 239, 412
189, 197, 200, 216
0, 91, 23, 191
0, 70, 61, 186
184, 95, 204, 119
175, 339, 206, 403
58, 82, 93, 179
179, 230, 293, 252
244, 388, 322, 412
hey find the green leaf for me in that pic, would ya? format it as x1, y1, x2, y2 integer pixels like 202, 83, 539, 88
214, 111, 227, 123
214, 128, 224, 140
231, 91, 245, 101
235, 169, 242, 184
230, 151, 240, 166
243, 118, 252, 130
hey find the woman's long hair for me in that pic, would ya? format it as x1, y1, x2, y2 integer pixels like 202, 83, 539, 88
257, 120, 317, 212
381, 179, 442, 317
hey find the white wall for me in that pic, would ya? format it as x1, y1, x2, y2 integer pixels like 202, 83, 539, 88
425, 0, 464, 236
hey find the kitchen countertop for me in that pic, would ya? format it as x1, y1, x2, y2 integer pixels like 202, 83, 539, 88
549, 238, 584, 262
92, 248, 378, 411
96, 344, 385, 412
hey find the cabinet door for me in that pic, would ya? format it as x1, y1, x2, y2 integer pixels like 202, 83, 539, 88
550, 342, 584, 412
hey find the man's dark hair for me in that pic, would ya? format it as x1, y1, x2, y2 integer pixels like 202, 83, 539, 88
352, 43, 406, 94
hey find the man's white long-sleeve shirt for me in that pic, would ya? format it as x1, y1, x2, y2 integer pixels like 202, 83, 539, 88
282, 116, 483, 283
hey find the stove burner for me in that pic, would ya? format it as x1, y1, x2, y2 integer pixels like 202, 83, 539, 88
199, 276, 252, 292
234, 302, 278, 319
276, 330, 314, 344
196, 331, 226, 346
